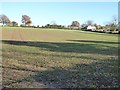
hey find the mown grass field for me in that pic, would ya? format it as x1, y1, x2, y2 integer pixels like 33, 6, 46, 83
1, 27, 119, 88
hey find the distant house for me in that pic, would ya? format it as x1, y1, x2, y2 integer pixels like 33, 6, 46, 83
68, 25, 81, 30
87, 25, 96, 31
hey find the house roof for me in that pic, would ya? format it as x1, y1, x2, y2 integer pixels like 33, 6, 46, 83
87, 25, 96, 30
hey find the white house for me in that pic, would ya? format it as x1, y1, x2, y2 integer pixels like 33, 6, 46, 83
87, 25, 96, 31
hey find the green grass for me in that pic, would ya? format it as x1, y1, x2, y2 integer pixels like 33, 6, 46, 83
1, 27, 119, 88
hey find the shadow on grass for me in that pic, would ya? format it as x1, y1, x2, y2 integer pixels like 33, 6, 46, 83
2, 40, 119, 88
2, 40, 118, 56
2, 58, 118, 88
31, 62, 118, 88
67, 40, 119, 44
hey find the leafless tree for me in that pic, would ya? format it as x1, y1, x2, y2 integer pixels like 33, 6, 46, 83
0, 14, 11, 25
22, 15, 32, 26
71, 21, 80, 27
86, 20, 93, 26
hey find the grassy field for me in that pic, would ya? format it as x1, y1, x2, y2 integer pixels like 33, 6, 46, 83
1, 27, 119, 88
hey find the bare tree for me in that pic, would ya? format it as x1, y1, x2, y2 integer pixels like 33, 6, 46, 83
71, 21, 80, 27
22, 15, 32, 26
50, 21, 57, 25
105, 16, 118, 31
112, 15, 117, 25
86, 20, 93, 26
0, 14, 11, 26
11, 21, 18, 27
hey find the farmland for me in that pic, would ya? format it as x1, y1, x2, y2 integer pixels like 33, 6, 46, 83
1, 27, 119, 88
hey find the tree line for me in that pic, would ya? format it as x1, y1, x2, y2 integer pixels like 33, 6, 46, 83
0, 14, 119, 33
0, 14, 32, 27
0, 14, 101, 29
0, 14, 81, 29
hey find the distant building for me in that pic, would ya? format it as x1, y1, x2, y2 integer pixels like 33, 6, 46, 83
87, 25, 96, 31
68, 25, 81, 30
